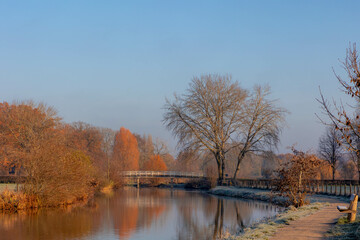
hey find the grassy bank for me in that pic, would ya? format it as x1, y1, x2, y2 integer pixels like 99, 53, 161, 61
221, 202, 329, 240
209, 186, 288, 206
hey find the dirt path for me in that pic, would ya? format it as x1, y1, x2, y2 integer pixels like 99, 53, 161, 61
270, 202, 346, 240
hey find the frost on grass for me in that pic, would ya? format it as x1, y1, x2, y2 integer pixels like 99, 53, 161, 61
326, 205, 360, 240
220, 202, 329, 240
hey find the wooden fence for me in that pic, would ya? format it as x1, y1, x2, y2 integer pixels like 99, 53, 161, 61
226, 179, 360, 197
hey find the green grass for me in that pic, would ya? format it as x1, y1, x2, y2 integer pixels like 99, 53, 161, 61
0, 183, 17, 192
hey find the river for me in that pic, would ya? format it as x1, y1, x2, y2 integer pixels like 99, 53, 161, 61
0, 188, 282, 240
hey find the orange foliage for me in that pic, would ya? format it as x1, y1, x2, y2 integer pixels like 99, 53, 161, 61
143, 155, 167, 171
112, 127, 139, 171
0, 101, 59, 173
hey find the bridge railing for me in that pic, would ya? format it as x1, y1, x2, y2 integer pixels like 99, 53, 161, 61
119, 171, 204, 178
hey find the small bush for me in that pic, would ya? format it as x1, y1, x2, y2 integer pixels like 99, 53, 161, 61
273, 148, 321, 207
0, 189, 40, 212
185, 179, 212, 189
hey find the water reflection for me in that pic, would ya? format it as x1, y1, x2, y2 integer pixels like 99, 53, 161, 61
0, 188, 282, 240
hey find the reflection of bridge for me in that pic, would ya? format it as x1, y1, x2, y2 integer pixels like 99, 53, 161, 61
120, 171, 204, 179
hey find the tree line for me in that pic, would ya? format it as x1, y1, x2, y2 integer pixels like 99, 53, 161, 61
0, 102, 171, 209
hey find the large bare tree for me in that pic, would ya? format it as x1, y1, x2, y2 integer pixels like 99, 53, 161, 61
318, 43, 360, 179
232, 85, 287, 179
163, 74, 247, 183
318, 125, 343, 180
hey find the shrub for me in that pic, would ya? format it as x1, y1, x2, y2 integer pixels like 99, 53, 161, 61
274, 148, 321, 207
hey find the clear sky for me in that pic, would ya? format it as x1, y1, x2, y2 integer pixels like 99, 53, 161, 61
1, 1, 359, 154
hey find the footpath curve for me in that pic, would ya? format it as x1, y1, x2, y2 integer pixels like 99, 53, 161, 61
270, 202, 346, 240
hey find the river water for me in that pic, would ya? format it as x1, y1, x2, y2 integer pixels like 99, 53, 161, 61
0, 188, 282, 240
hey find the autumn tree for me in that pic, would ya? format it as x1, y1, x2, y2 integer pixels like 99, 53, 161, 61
0, 101, 60, 176
232, 85, 287, 179
274, 149, 321, 207
0, 101, 95, 206
318, 43, 360, 180
143, 154, 167, 171
112, 127, 139, 173
318, 125, 343, 180
163, 74, 247, 183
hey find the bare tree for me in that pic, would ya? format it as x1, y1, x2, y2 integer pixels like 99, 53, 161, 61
318, 125, 343, 180
99, 127, 116, 181
318, 43, 360, 180
163, 74, 247, 183
232, 85, 287, 179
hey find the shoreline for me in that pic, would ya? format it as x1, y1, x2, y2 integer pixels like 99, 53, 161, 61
208, 186, 349, 240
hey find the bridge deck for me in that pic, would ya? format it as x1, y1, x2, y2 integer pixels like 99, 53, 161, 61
120, 171, 204, 178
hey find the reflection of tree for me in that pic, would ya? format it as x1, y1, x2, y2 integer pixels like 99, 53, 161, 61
112, 202, 139, 240
0, 205, 102, 240
234, 202, 245, 229
111, 188, 169, 239
212, 198, 224, 240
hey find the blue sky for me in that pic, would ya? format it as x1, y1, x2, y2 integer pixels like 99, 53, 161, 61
0, 1, 359, 153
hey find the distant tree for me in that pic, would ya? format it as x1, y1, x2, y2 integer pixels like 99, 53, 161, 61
63, 121, 104, 165
163, 74, 247, 183
318, 125, 343, 180
274, 149, 321, 207
232, 85, 287, 179
339, 157, 358, 180
143, 154, 167, 171
261, 151, 279, 179
112, 127, 139, 172
99, 127, 116, 181
174, 148, 202, 172
134, 134, 154, 170
318, 43, 360, 180
153, 138, 175, 170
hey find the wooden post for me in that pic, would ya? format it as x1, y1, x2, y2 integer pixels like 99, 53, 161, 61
350, 182, 353, 195
335, 182, 338, 195
137, 178, 140, 188
317, 182, 319, 193
340, 182, 342, 196
326, 183, 328, 194
345, 182, 347, 196
170, 178, 174, 188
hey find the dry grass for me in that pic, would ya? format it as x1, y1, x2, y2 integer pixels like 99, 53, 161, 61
221, 202, 329, 240
0, 189, 40, 212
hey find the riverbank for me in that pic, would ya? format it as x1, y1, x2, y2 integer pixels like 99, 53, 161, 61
210, 186, 349, 240
209, 186, 288, 206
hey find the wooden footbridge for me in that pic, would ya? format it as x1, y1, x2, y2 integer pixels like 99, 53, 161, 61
120, 171, 204, 187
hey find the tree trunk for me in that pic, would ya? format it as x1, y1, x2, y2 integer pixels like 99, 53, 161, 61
332, 165, 335, 181
214, 151, 225, 185
233, 150, 246, 179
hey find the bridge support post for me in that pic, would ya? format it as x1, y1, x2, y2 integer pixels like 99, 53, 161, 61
137, 178, 140, 188
170, 178, 174, 188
